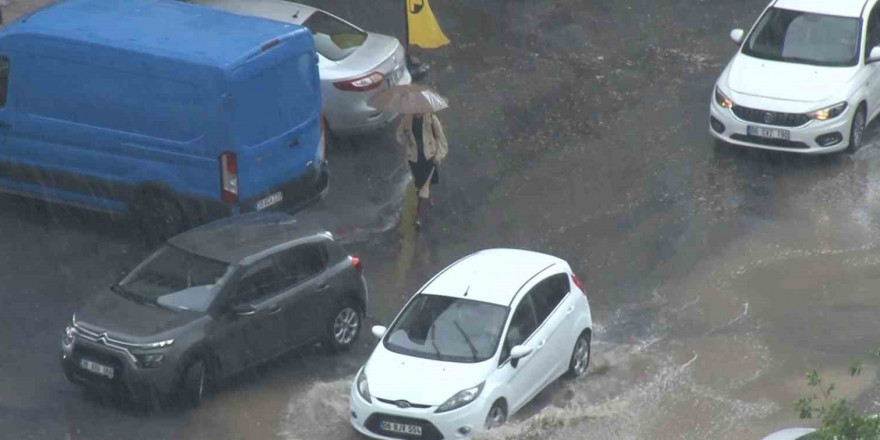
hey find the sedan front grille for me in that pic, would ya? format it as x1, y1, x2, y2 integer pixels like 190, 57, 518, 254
732, 105, 811, 128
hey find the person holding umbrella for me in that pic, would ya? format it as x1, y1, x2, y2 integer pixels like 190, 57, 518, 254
369, 84, 449, 229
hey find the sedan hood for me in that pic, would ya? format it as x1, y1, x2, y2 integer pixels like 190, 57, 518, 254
337, 33, 401, 72
726, 54, 856, 102
75, 288, 198, 341
761, 428, 816, 440
365, 345, 493, 406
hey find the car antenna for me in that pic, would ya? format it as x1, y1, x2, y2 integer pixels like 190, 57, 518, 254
463, 286, 469, 297
292, 8, 300, 19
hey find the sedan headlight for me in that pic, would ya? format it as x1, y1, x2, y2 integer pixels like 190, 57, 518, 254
63, 326, 76, 346
435, 382, 484, 413
715, 87, 734, 109
356, 368, 371, 403
810, 102, 848, 121
134, 353, 165, 368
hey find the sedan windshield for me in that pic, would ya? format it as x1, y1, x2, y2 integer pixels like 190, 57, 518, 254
384, 294, 509, 363
116, 245, 231, 312
742, 8, 861, 67
303, 11, 368, 61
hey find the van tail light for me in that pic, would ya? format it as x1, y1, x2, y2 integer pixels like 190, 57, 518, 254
320, 113, 327, 160
333, 72, 385, 92
571, 273, 585, 295
351, 256, 363, 272
219, 151, 239, 203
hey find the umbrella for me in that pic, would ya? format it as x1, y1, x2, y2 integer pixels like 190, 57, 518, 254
367, 84, 449, 114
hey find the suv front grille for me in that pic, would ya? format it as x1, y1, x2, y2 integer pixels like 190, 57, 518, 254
732, 106, 811, 127
365, 413, 444, 440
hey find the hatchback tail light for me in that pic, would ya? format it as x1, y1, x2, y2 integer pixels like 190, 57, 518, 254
333, 72, 385, 92
351, 256, 363, 272
219, 151, 238, 203
571, 273, 585, 294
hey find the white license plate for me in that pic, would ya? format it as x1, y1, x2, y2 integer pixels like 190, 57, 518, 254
386, 68, 404, 87
79, 359, 114, 379
747, 125, 791, 140
380, 421, 422, 436
255, 192, 283, 211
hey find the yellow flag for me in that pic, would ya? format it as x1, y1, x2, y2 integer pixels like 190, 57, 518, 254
407, 0, 450, 49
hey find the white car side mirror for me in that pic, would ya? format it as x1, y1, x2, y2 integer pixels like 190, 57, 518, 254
510, 345, 533, 360
869, 46, 880, 63
730, 28, 744, 45
371, 325, 387, 339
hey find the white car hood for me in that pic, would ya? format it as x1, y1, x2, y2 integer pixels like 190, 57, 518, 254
726, 54, 856, 103
760, 428, 816, 440
365, 345, 493, 406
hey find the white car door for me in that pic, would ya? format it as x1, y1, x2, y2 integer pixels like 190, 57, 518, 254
528, 273, 577, 388
497, 292, 544, 413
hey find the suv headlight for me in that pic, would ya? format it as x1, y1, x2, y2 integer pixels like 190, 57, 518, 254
435, 382, 484, 413
139, 339, 174, 349
810, 102, 847, 121
63, 326, 76, 346
715, 87, 734, 109
134, 353, 165, 368
356, 368, 371, 403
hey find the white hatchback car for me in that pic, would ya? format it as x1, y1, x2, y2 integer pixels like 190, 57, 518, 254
350, 249, 593, 440
189, 0, 412, 135
711, 0, 880, 154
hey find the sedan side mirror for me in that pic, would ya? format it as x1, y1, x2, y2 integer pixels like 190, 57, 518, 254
371, 325, 387, 339
231, 303, 256, 316
730, 28, 744, 45
869, 46, 880, 63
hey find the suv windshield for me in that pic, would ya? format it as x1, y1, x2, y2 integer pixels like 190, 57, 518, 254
742, 8, 861, 67
116, 245, 231, 312
303, 11, 368, 61
383, 294, 509, 363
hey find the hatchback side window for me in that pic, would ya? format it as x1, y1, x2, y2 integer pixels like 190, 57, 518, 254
530, 274, 570, 326
233, 258, 283, 304
500, 294, 538, 364
0, 56, 9, 109
275, 243, 328, 287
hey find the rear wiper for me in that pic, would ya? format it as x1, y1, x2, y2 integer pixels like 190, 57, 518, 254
453, 321, 479, 362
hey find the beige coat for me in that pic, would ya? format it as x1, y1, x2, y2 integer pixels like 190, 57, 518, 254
396, 113, 449, 165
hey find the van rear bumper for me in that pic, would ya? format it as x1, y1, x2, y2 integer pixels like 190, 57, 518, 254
239, 159, 329, 215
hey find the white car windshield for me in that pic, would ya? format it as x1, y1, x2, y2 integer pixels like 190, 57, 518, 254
384, 294, 509, 363
743, 7, 861, 67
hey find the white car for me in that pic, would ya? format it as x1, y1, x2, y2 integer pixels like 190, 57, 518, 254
188, 0, 412, 135
761, 428, 818, 440
710, 0, 880, 154
350, 249, 593, 440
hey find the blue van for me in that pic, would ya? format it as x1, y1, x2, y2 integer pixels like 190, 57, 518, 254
0, 0, 328, 238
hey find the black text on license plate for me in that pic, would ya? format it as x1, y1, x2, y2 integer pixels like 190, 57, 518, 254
380, 421, 422, 436
386, 69, 402, 87
79, 359, 114, 379
256, 192, 283, 211
747, 125, 790, 140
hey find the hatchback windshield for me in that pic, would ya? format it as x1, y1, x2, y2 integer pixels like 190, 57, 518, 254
116, 245, 231, 312
303, 11, 368, 61
742, 8, 861, 67
384, 294, 509, 363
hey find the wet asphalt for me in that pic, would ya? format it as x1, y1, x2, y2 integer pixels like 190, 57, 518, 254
2, 0, 880, 439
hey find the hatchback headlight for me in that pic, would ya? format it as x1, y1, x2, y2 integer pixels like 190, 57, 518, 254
810, 102, 848, 121
356, 368, 371, 403
715, 87, 734, 109
435, 382, 484, 413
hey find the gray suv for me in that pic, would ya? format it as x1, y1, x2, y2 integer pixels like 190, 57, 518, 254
61, 213, 368, 406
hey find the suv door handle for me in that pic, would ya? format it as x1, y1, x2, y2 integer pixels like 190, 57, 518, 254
316, 284, 330, 292
268, 305, 283, 315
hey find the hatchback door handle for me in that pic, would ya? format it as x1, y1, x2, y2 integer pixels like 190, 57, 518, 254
268, 306, 283, 315
536, 340, 546, 350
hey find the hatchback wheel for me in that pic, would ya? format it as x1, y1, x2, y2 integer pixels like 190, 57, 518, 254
324, 300, 361, 352
484, 401, 507, 430
566, 331, 591, 378
847, 106, 867, 154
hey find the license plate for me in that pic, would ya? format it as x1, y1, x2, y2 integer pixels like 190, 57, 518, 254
79, 359, 114, 379
255, 192, 283, 211
380, 421, 422, 436
386, 68, 404, 87
747, 125, 790, 140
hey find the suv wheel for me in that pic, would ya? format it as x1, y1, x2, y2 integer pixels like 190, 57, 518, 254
324, 300, 361, 353
179, 359, 207, 408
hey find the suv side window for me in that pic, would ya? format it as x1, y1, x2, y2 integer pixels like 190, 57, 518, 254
275, 243, 328, 287
500, 294, 538, 364
530, 274, 570, 325
0, 56, 9, 109
233, 258, 283, 304
867, 4, 880, 59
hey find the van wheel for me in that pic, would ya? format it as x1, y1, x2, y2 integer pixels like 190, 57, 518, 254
323, 300, 361, 353
131, 189, 186, 245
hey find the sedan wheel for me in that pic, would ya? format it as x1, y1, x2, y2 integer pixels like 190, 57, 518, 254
847, 106, 866, 154
567, 331, 591, 378
484, 402, 507, 430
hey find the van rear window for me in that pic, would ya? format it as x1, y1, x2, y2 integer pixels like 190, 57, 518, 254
231, 51, 319, 147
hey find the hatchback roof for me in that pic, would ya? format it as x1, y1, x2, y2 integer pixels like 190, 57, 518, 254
421, 249, 568, 306
5, 0, 304, 67
773, 0, 869, 18
169, 212, 329, 264
190, 0, 318, 25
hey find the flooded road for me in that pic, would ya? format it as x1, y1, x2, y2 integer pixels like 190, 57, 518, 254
1, 0, 880, 439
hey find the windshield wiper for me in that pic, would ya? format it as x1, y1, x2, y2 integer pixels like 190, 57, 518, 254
453, 321, 479, 362
428, 324, 443, 359
111, 284, 163, 309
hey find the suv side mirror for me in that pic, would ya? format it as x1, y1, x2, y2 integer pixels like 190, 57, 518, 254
231, 303, 256, 316
371, 325, 387, 339
730, 28, 744, 45
869, 46, 880, 63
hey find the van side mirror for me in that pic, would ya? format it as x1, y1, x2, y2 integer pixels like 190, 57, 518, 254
869, 46, 880, 63
371, 325, 387, 339
231, 303, 256, 316
730, 28, 744, 45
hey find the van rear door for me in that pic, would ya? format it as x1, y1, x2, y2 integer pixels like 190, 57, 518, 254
227, 34, 322, 210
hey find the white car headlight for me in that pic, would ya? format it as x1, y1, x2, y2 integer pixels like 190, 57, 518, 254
435, 382, 484, 413
810, 102, 848, 121
714, 86, 734, 109
356, 368, 371, 403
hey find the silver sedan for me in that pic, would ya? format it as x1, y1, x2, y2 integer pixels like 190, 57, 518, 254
190, 0, 412, 135
761, 428, 817, 440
